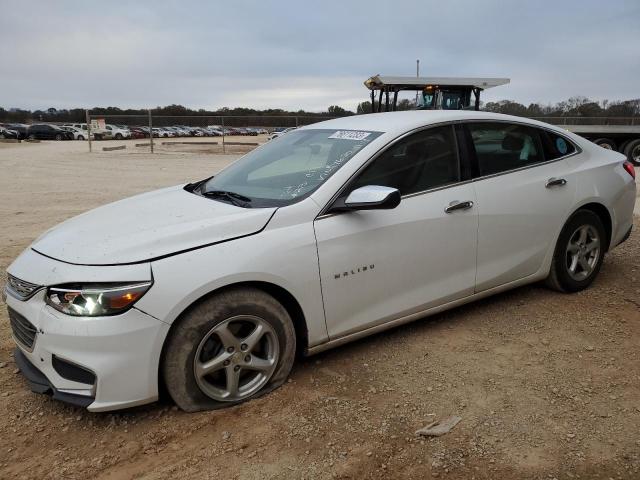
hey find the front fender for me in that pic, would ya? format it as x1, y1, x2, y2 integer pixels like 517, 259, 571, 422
135, 223, 328, 348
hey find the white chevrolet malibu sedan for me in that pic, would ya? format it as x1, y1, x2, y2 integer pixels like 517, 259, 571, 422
5, 111, 636, 412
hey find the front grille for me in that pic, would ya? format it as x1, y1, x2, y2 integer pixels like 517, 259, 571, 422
7, 274, 42, 300
8, 307, 37, 350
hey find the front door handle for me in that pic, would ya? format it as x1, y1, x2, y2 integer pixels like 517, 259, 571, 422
445, 200, 474, 214
546, 177, 567, 188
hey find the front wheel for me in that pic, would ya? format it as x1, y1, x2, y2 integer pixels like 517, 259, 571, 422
78, 135, 85, 141
546, 210, 606, 293
162, 287, 296, 412
115, 133, 123, 140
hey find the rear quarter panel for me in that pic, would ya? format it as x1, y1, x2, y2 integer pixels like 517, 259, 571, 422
563, 142, 636, 248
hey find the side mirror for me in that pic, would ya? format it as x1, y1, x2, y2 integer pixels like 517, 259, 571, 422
343, 185, 401, 211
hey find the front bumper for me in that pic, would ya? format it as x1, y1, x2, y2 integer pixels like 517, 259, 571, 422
14, 347, 94, 408
5, 286, 170, 412
5, 244, 169, 412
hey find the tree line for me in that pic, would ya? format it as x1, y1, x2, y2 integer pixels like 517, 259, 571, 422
355, 96, 640, 117
2, 96, 639, 125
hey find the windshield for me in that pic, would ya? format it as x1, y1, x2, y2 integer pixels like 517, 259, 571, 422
198, 129, 383, 207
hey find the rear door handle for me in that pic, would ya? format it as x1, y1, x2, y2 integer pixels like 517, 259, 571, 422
445, 200, 474, 214
546, 177, 567, 188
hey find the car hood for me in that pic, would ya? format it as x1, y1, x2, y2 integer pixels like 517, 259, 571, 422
31, 185, 277, 265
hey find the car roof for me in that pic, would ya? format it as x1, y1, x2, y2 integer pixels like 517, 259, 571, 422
298, 110, 568, 137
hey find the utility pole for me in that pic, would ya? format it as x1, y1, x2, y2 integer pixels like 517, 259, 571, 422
148, 109, 154, 153
415, 59, 420, 107
86, 109, 92, 153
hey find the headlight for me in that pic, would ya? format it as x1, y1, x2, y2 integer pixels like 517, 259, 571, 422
46, 282, 152, 317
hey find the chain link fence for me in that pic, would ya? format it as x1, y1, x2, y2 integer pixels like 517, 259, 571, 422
83, 112, 336, 155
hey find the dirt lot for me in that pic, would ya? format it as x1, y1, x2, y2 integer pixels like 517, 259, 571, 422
0, 140, 639, 479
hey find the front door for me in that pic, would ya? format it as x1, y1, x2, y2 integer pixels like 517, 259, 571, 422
314, 125, 479, 339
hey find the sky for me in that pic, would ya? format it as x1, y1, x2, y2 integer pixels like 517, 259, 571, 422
1, 0, 639, 112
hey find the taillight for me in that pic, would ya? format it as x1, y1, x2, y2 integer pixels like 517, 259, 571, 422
623, 160, 636, 179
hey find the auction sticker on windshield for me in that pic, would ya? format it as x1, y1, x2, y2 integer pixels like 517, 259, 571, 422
328, 130, 372, 141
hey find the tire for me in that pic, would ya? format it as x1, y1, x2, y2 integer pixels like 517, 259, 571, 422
162, 287, 296, 412
592, 138, 616, 150
545, 210, 606, 293
623, 139, 640, 166
55, 134, 63, 141
115, 133, 123, 140
27, 134, 35, 140
78, 135, 85, 141
618, 139, 631, 155
0, 133, 5, 139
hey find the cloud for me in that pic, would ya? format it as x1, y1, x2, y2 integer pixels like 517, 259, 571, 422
1, 0, 638, 111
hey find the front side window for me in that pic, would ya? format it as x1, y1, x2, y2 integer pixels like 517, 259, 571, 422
199, 129, 382, 207
347, 125, 460, 196
467, 122, 543, 176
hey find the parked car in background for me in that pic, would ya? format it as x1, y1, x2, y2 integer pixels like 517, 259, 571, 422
204, 127, 222, 136
164, 127, 181, 137
0, 126, 19, 139
63, 123, 111, 140
152, 128, 173, 138
4, 123, 29, 139
129, 127, 147, 139
268, 127, 296, 140
105, 125, 131, 140
60, 126, 90, 140
27, 124, 73, 140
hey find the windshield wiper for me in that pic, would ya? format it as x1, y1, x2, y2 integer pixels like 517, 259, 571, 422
201, 189, 252, 207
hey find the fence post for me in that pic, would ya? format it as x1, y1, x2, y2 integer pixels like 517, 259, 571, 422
222, 116, 226, 154
148, 109, 154, 153
85, 110, 92, 153
295, 116, 299, 128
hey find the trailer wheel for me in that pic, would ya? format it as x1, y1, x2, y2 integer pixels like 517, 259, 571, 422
624, 139, 640, 166
618, 139, 631, 155
592, 138, 616, 150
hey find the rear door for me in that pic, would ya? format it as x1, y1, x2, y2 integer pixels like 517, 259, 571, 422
465, 122, 578, 291
314, 125, 479, 339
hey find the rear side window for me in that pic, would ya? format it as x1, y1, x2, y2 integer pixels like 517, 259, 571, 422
542, 131, 576, 160
467, 122, 543, 176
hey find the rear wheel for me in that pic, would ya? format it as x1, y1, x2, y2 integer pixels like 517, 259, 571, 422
546, 210, 606, 293
592, 138, 616, 150
115, 133, 123, 140
27, 134, 35, 140
624, 139, 640, 166
162, 287, 296, 412
78, 135, 85, 141
55, 134, 63, 141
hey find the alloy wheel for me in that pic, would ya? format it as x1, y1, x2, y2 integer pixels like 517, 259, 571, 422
193, 315, 279, 402
565, 224, 600, 281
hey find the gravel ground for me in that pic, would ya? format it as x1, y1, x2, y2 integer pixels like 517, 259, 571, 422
0, 140, 638, 479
